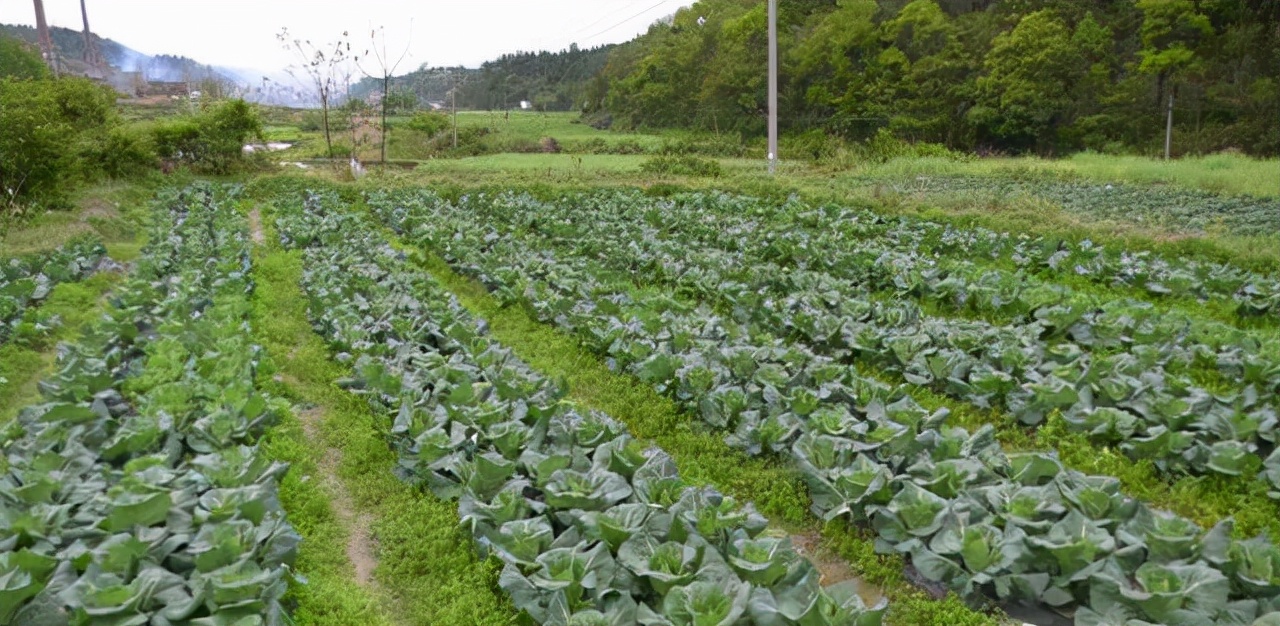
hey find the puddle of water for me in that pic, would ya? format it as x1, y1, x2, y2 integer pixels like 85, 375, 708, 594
242, 142, 294, 153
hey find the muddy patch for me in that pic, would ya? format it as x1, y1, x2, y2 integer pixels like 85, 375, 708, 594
80, 198, 120, 222
248, 207, 266, 246
296, 407, 379, 586
789, 532, 886, 607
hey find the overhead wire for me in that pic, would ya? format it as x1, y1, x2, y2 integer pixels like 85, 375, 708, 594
578, 0, 670, 45
566, 0, 655, 37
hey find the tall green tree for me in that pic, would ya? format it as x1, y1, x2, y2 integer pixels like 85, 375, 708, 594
876, 0, 973, 145
969, 10, 1085, 152
789, 0, 881, 137
1136, 0, 1212, 100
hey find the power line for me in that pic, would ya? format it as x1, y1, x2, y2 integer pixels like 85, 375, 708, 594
567, 0, 654, 38
578, 0, 669, 45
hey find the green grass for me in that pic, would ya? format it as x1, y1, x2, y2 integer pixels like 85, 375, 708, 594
263, 125, 304, 142
442, 110, 663, 149
1, 179, 156, 256
0, 272, 123, 424
249, 241, 518, 626
1, 179, 149, 425
408, 248, 1004, 626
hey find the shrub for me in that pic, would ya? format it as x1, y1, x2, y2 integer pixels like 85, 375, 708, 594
854, 128, 964, 164
0, 75, 128, 209
152, 99, 263, 174
403, 111, 449, 136
0, 37, 49, 80
639, 154, 723, 178
657, 136, 747, 158
90, 126, 157, 179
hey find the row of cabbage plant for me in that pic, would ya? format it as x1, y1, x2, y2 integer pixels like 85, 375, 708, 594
271, 190, 889, 626
1, 236, 107, 346
674, 191, 1280, 320
366, 189, 1280, 626
0, 185, 298, 625
367, 189, 1280, 496
875, 176, 1280, 240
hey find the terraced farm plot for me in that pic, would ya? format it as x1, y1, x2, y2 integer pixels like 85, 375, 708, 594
1, 186, 297, 624
870, 176, 1280, 239
361, 185, 1280, 626
6, 180, 1280, 626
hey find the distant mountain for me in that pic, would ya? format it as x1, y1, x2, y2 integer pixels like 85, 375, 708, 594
349, 43, 616, 112
1, 23, 246, 91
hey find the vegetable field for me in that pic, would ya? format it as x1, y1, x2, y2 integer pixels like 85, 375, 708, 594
4, 180, 1280, 626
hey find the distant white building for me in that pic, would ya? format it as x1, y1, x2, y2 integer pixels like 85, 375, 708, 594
519, 100, 532, 110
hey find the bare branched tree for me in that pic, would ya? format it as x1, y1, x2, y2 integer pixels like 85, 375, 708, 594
355, 24, 412, 167
278, 28, 351, 159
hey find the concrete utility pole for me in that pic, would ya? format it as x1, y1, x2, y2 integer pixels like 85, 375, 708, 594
32, 0, 58, 76
1164, 93, 1174, 160
767, 0, 778, 174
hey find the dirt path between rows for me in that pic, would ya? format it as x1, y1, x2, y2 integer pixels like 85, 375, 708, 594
296, 407, 380, 585
248, 207, 266, 246
248, 212, 381, 592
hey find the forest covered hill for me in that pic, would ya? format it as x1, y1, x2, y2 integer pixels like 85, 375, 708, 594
588, 0, 1280, 156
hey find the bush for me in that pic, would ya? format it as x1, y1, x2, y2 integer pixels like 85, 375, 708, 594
639, 154, 723, 178
403, 111, 449, 136
152, 99, 263, 174
575, 137, 648, 155
657, 136, 747, 158
855, 128, 963, 164
0, 75, 129, 210
0, 37, 49, 80
90, 126, 157, 179
299, 109, 350, 133
424, 125, 492, 156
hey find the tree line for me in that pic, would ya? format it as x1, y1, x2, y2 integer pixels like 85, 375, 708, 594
349, 43, 615, 113
587, 0, 1280, 156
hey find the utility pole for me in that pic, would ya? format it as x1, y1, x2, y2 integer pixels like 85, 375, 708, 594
767, 0, 778, 175
451, 79, 458, 149
1164, 92, 1174, 160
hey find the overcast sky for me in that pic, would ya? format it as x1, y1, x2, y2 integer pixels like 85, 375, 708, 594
1, 1, 697, 75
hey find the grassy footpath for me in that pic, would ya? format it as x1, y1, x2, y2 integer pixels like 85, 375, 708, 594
409, 249, 1004, 626
249, 241, 519, 625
